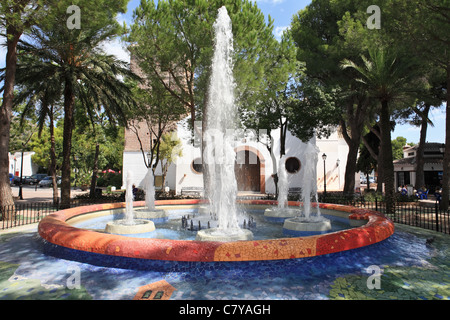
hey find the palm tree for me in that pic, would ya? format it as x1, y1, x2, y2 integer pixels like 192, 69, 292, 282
341, 47, 421, 214
12, 67, 63, 205
17, 18, 138, 208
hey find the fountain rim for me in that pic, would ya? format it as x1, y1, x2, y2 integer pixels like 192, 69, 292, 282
38, 199, 394, 263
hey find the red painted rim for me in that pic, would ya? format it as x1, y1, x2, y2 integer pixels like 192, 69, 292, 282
38, 199, 395, 262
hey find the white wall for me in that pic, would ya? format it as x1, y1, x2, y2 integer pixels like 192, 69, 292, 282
122, 123, 349, 194
316, 130, 348, 192
9, 152, 38, 177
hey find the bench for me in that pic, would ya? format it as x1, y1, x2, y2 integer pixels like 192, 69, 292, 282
181, 187, 204, 197
288, 187, 302, 200
288, 187, 302, 195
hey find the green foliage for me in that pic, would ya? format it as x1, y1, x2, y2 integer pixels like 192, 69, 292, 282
391, 136, 415, 161
97, 172, 123, 189
159, 132, 183, 165
287, 68, 341, 142
128, 0, 277, 125
363, 190, 384, 202
28, 125, 63, 170
159, 131, 183, 186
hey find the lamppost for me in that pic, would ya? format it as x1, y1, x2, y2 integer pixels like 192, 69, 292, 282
322, 153, 327, 197
18, 144, 24, 200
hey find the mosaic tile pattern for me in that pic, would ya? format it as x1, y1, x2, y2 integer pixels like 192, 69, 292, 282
0, 224, 449, 300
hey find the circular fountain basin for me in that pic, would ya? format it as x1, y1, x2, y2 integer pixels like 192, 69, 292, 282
283, 216, 332, 236
196, 227, 253, 241
263, 207, 299, 223
105, 219, 155, 235
38, 200, 394, 267
133, 208, 167, 222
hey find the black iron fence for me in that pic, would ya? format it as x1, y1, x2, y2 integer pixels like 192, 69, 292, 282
321, 194, 450, 235
0, 198, 123, 230
1, 194, 449, 235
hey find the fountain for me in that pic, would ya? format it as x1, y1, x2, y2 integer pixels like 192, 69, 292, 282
104, 171, 155, 234
263, 155, 299, 222
283, 142, 331, 235
133, 168, 167, 222
195, 6, 253, 241
37, 6, 395, 267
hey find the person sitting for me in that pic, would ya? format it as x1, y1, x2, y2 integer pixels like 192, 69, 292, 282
435, 187, 442, 203
416, 186, 428, 200
401, 185, 408, 196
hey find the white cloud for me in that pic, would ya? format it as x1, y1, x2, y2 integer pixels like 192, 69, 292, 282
100, 38, 130, 64
274, 25, 289, 40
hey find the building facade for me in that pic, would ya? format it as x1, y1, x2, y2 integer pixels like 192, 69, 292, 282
394, 143, 445, 193
122, 120, 350, 195
8, 151, 38, 177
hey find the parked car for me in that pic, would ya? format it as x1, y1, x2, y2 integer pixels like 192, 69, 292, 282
22, 176, 34, 184
12, 176, 21, 185
38, 176, 61, 187
12, 175, 35, 185
30, 173, 48, 184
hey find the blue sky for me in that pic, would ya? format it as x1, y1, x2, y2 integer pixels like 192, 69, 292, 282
0, 0, 445, 144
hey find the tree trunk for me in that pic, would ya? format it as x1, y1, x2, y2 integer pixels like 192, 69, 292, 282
60, 79, 75, 208
380, 100, 395, 214
441, 65, 450, 210
341, 97, 367, 195
49, 109, 59, 205
0, 29, 21, 217
376, 144, 384, 193
415, 104, 430, 189
89, 142, 100, 198
279, 119, 287, 157
343, 140, 359, 194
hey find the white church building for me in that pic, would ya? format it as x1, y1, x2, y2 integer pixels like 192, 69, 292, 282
122, 120, 350, 196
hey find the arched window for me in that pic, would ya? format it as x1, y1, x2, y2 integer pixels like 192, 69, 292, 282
285, 157, 301, 174
191, 158, 203, 174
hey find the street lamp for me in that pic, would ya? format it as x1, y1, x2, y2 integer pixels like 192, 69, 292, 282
322, 153, 327, 196
18, 143, 25, 200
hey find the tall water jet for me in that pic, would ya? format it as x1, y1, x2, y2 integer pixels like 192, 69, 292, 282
196, 6, 253, 241
283, 141, 331, 235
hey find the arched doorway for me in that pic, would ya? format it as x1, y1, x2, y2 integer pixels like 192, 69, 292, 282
234, 146, 265, 193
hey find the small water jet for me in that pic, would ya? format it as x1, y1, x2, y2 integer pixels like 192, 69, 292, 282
283, 142, 331, 235
264, 155, 299, 222
105, 171, 155, 234
196, 6, 253, 242
134, 168, 167, 221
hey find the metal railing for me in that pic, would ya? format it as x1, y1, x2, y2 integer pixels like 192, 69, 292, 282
0, 197, 123, 230
320, 193, 450, 235
1, 194, 449, 234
